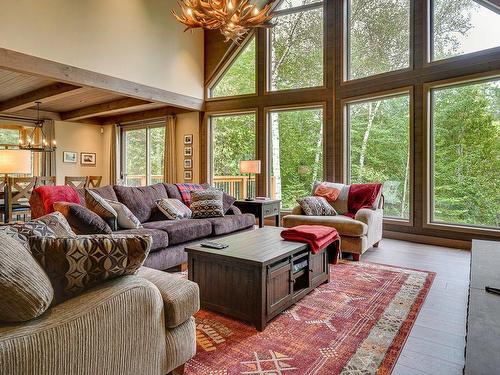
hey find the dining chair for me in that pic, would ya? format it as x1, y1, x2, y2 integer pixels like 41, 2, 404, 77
35, 176, 57, 187
64, 176, 87, 189
87, 175, 102, 188
2, 176, 37, 223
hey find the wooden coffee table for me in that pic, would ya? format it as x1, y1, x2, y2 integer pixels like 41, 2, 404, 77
185, 227, 338, 331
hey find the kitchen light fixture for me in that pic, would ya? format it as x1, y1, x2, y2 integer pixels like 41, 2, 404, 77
172, 0, 276, 43
18, 102, 56, 152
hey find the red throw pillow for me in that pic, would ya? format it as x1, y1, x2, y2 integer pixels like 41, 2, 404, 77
33, 186, 80, 216
314, 183, 341, 202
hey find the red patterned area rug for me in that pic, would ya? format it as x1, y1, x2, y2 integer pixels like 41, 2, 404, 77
185, 261, 434, 375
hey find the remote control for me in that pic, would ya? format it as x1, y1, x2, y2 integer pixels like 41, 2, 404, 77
200, 242, 228, 249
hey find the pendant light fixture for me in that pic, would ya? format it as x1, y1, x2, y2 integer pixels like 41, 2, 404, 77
172, 0, 277, 43
18, 102, 57, 152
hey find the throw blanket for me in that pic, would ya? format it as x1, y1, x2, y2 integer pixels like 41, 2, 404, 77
175, 183, 204, 207
281, 225, 340, 263
347, 183, 382, 217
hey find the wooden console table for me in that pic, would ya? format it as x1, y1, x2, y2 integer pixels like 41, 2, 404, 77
186, 227, 336, 331
464, 240, 500, 374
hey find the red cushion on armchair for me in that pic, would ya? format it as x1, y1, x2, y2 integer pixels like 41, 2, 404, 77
30, 185, 80, 219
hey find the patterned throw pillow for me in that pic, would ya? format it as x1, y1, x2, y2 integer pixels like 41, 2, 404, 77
29, 234, 152, 303
297, 196, 337, 216
33, 211, 76, 237
53, 202, 112, 235
0, 234, 54, 322
105, 199, 143, 229
190, 189, 224, 219
156, 198, 192, 220
84, 189, 118, 230
0, 222, 56, 250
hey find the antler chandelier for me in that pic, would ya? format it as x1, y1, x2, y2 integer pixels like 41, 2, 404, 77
172, 0, 276, 43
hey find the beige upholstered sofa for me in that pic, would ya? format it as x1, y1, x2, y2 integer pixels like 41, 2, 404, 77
283, 186, 384, 261
0, 266, 199, 375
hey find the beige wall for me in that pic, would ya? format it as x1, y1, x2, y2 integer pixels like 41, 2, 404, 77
55, 121, 108, 185
176, 112, 200, 183
0, 0, 204, 99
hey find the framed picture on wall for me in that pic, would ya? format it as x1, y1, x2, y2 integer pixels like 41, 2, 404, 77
81, 152, 96, 166
184, 159, 192, 169
184, 171, 192, 180
184, 147, 192, 156
184, 134, 193, 145
63, 151, 77, 163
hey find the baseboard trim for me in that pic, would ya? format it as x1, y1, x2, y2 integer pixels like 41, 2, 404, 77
383, 230, 471, 250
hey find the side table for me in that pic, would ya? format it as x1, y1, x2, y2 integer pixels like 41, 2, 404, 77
233, 199, 281, 228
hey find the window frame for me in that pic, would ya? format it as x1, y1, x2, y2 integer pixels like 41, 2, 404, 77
206, 34, 258, 101
265, 102, 327, 208
207, 109, 258, 185
120, 120, 166, 186
424, 73, 500, 234
265, 1, 326, 94
343, 87, 414, 225
343, 0, 414, 83
427, 0, 500, 65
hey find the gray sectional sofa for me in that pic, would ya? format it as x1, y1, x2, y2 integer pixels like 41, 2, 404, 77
80, 183, 256, 270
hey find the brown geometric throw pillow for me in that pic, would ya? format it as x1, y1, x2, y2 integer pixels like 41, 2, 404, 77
297, 196, 337, 216
84, 189, 118, 230
190, 189, 224, 219
29, 235, 152, 303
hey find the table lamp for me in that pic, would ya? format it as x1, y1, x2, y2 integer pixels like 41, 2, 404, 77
240, 160, 261, 201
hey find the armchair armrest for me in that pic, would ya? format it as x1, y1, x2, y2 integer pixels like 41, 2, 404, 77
0, 276, 167, 375
137, 267, 200, 328
226, 205, 242, 215
355, 208, 381, 226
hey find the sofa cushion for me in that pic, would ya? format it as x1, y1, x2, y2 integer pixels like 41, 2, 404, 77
85, 189, 118, 230
0, 221, 56, 250
142, 219, 212, 245
33, 211, 77, 237
156, 198, 192, 220
114, 228, 169, 251
0, 234, 54, 322
53, 202, 113, 235
312, 181, 349, 214
29, 234, 152, 303
113, 183, 168, 223
137, 267, 200, 328
282, 214, 368, 237
190, 189, 224, 219
105, 199, 143, 229
164, 183, 183, 201
205, 214, 255, 236
297, 196, 337, 216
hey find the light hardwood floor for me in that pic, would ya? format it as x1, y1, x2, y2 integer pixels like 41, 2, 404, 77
362, 238, 470, 375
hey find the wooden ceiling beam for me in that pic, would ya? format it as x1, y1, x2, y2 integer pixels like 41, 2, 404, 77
0, 48, 205, 111
101, 105, 191, 125
60, 98, 152, 121
0, 83, 85, 113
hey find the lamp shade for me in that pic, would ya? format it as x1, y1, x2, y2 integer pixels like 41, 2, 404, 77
240, 160, 261, 174
0, 149, 32, 174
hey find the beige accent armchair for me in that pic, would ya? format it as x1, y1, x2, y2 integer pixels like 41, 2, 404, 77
0, 267, 199, 375
283, 196, 384, 261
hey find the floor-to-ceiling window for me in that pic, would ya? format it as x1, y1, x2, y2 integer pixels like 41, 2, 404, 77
430, 78, 500, 229
269, 106, 324, 209
121, 122, 165, 186
210, 112, 256, 199
347, 93, 411, 220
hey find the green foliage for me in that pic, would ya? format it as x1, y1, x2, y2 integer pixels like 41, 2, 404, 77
349, 96, 410, 218
0, 128, 20, 145
212, 114, 256, 176
211, 37, 256, 98
432, 81, 500, 228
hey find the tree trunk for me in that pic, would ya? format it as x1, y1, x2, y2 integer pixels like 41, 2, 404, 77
401, 150, 410, 217
358, 101, 381, 180
312, 112, 323, 183
271, 114, 282, 200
